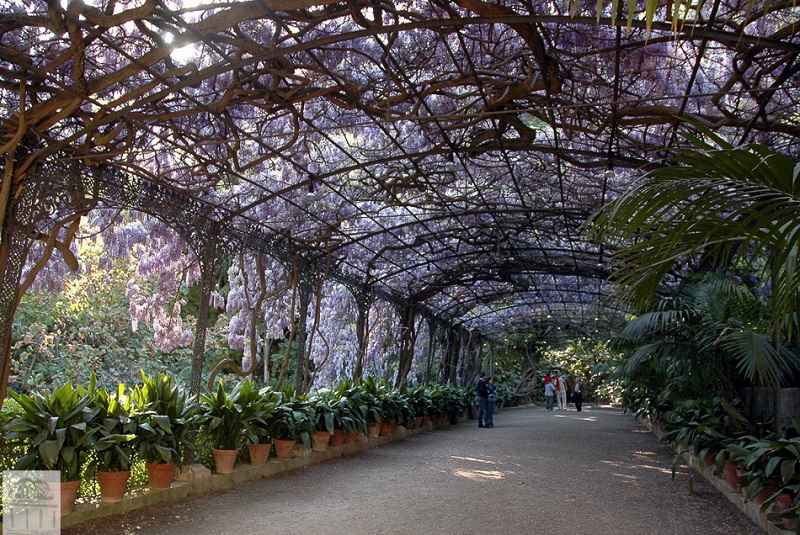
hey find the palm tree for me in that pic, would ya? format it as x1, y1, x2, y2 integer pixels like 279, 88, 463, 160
589, 127, 800, 346
589, 128, 800, 388
614, 276, 797, 390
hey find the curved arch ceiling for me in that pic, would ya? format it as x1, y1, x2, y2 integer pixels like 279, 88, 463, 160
2, 0, 799, 340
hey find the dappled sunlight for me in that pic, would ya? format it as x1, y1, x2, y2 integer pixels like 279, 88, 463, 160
450, 456, 497, 466
452, 469, 505, 481
553, 414, 599, 422
607, 472, 641, 483
599, 456, 674, 481
449, 455, 505, 481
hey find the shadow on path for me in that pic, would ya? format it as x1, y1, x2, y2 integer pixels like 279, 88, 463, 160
65, 405, 764, 535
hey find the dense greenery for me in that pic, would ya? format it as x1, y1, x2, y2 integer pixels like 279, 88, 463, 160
0, 371, 471, 514
10, 251, 205, 391
592, 139, 800, 523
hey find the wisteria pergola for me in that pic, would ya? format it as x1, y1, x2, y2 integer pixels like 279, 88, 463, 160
1, 0, 798, 397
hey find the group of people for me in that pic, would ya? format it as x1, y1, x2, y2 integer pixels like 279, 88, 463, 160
475, 373, 497, 428
474, 370, 587, 427
543, 371, 585, 412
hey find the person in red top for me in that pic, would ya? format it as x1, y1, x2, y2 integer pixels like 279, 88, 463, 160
554, 371, 568, 410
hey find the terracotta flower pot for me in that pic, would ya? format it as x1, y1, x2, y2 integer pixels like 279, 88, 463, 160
146, 462, 177, 490
331, 429, 345, 447
60, 480, 80, 515
723, 460, 741, 491
777, 492, 797, 530
753, 482, 778, 505
97, 470, 131, 504
345, 430, 360, 443
367, 424, 380, 438
248, 443, 270, 466
379, 421, 394, 436
311, 431, 331, 452
273, 439, 296, 460
212, 448, 238, 474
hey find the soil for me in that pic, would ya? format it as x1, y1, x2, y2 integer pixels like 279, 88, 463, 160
63, 405, 765, 535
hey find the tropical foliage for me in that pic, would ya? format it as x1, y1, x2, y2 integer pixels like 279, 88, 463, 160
199, 379, 274, 451
87, 378, 138, 472
590, 131, 800, 343
4, 383, 98, 481
132, 372, 199, 466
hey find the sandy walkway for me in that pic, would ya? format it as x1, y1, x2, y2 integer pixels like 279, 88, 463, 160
64, 405, 763, 535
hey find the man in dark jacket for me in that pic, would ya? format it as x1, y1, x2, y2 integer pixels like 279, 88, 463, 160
476, 373, 489, 428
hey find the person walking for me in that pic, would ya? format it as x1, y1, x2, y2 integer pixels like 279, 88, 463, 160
573, 378, 585, 412
485, 377, 497, 427
544, 376, 555, 411
476, 373, 489, 427
554, 371, 568, 410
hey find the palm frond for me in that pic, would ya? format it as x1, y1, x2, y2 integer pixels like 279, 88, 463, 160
719, 329, 799, 387
587, 137, 800, 337
615, 308, 688, 343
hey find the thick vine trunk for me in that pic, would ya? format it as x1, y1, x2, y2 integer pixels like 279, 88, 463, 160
294, 277, 311, 393
394, 305, 417, 391
189, 246, 216, 397
423, 318, 437, 385
440, 327, 461, 386
352, 292, 370, 382
510, 348, 541, 405
460, 329, 484, 387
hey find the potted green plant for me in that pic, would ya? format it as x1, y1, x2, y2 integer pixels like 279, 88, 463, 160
199, 379, 269, 474
358, 378, 385, 438
406, 385, 432, 428
309, 389, 335, 452
4, 383, 99, 514
329, 381, 368, 443
379, 390, 408, 435
730, 423, 800, 516
132, 371, 199, 489
362, 377, 403, 435
265, 386, 313, 460
427, 385, 449, 424
245, 387, 280, 466
87, 377, 138, 503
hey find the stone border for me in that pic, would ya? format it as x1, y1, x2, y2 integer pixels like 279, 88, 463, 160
679, 452, 793, 535
646, 418, 795, 534
58, 421, 447, 529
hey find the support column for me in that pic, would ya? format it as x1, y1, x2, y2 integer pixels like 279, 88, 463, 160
0, 228, 32, 406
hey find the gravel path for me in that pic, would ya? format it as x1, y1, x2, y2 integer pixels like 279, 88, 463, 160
64, 405, 763, 535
